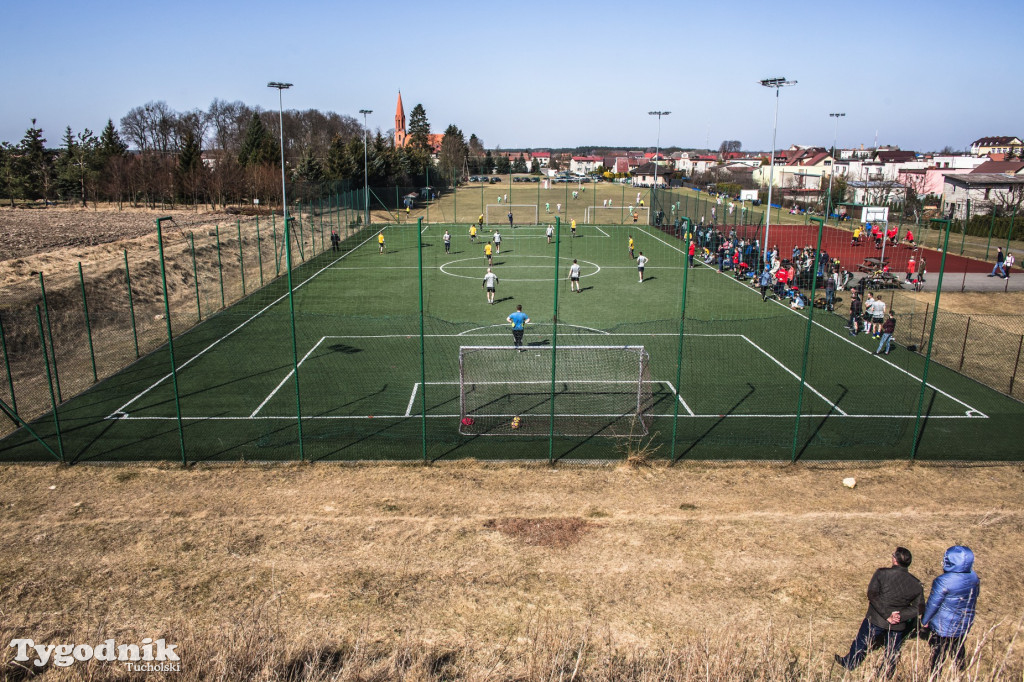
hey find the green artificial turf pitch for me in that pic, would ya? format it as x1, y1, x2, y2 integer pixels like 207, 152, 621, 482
2, 221, 1021, 463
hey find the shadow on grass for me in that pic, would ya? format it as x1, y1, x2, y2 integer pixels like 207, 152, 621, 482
672, 383, 756, 463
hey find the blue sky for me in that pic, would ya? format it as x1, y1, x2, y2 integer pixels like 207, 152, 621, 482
0, 0, 1017, 153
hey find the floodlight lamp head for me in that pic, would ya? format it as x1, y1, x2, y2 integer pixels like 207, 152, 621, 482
759, 77, 796, 88
830, 112, 846, 118
267, 82, 292, 90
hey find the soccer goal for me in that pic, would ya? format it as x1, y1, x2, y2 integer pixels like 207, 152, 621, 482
584, 205, 650, 225
458, 345, 653, 437
485, 204, 539, 226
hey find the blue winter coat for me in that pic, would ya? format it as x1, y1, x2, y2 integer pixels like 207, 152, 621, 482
922, 546, 980, 638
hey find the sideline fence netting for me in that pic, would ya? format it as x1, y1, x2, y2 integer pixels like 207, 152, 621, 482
1, 184, 1022, 463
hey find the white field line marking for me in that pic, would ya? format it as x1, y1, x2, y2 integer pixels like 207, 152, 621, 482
595, 226, 610, 237
405, 383, 420, 417
107, 229, 383, 419
701, 257, 988, 418
740, 334, 848, 416
250, 336, 328, 417
112, 413, 986, 421
664, 381, 696, 416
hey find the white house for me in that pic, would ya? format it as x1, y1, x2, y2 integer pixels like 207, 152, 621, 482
569, 156, 603, 175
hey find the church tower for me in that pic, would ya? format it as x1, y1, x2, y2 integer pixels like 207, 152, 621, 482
394, 91, 406, 148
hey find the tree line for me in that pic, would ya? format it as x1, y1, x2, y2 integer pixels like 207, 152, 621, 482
0, 100, 483, 211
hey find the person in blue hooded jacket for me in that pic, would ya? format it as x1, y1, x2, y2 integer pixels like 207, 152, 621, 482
922, 545, 980, 674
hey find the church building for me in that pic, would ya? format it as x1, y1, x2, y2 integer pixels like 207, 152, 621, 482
393, 91, 444, 153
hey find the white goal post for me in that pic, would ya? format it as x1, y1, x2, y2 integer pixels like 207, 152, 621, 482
484, 204, 539, 226
584, 205, 650, 225
458, 345, 653, 437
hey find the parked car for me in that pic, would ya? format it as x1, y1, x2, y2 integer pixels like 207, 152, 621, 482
477, 176, 489, 182
489, 177, 501, 184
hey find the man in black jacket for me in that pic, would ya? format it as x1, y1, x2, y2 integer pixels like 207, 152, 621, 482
835, 547, 924, 677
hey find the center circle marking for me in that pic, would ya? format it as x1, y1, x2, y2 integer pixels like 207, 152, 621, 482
439, 254, 601, 282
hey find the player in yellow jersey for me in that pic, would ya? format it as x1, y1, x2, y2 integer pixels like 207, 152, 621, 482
570, 218, 577, 238
469, 225, 477, 243
378, 232, 385, 254
485, 241, 493, 266
628, 235, 635, 259
851, 226, 862, 245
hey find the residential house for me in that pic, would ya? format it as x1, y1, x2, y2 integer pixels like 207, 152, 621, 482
846, 180, 907, 206
569, 155, 603, 176
943, 174, 1024, 219
530, 151, 551, 167
969, 136, 1023, 157
752, 147, 833, 190
971, 160, 1024, 176
630, 162, 673, 188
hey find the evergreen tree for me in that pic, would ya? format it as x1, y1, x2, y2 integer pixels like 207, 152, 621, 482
294, 148, 326, 188
530, 158, 541, 174
177, 128, 205, 206
0, 142, 21, 207
326, 134, 360, 181
98, 119, 128, 161
495, 155, 511, 174
19, 119, 53, 202
238, 112, 276, 167
438, 124, 467, 181
483, 151, 494, 174
407, 104, 431, 151
512, 153, 527, 174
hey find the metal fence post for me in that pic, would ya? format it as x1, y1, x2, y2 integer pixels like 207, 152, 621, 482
283, 216, 304, 461
1010, 335, 1024, 395
920, 303, 929, 347
35, 306, 64, 462
548, 216, 561, 464
0, 313, 16, 415
272, 216, 280, 276
37, 272, 62, 402
77, 262, 98, 383
912, 219, 953, 460
215, 224, 225, 309
670, 218, 693, 462
791, 218, 826, 461
123, 250, 140, 357
237, 219, 246, 296
958, 316, 971, 372
417, 218, 427, 463
188, 232, 201, 322
156, 218, 187, 465
256, 219, 264, 287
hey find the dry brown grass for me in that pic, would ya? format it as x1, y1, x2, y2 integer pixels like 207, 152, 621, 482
0, 462, 1021, 680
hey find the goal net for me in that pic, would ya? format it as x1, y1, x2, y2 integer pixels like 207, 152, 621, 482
485, 204, 539, 226
584, 205, 650, 225
458, 345, 653, 437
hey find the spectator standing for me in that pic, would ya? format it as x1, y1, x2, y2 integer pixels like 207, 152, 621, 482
875, 312, 896, 355
688, 240, 696, 268
870, 296, 887, 339
834, 547, 924, 677
848, 292, 862, 336
1003, 251, 1014, 279
824, 274, 836, 311
759, 268, 773, 302
921, 546, 980, 676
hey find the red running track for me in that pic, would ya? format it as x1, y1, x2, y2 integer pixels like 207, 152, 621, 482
717, 223, 991, 274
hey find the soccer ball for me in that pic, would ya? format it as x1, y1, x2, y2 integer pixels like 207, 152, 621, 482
510, 416, 522, 430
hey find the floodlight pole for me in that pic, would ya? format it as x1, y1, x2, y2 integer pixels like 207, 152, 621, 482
268, 81, 304, 461
649, 111, 670, 225
759, 78, 796, 266
359, 109, 373, 227
826, 113, 845, 225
